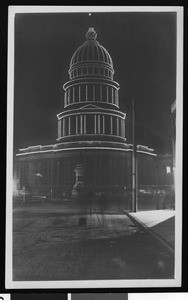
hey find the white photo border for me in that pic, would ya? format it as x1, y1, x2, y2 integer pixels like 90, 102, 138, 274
6, 5, 183, 289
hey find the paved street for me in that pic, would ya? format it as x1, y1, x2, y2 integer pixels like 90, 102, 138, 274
13, 201, 174, 281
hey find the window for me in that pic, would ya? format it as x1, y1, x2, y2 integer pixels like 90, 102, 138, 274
70, 116, 76, 135
88, 84, 93, 101
111, 88, 114, 103
95, 84, 100, 101
69, 88, 72, 104
94, 67, 99, 75
88, 67, 93, 75
83, 67, 87, 74
105, 115, 111, 134
86, 115, 94, 134
64, 118, 68, 136
67, 89, 70, 104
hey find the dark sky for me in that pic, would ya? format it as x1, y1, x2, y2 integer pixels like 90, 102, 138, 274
14, 11, 176, 154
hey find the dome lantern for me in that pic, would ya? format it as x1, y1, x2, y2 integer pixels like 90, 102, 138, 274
86, 27, 97, 40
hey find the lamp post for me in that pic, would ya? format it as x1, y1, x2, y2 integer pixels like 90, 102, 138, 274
36, 172, 43, 196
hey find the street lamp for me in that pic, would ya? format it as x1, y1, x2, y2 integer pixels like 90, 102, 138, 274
36, 172, 43, 196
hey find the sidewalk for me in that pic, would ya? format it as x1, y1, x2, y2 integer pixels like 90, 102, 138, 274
129, 209, 175, 250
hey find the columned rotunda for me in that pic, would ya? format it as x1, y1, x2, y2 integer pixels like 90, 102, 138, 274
58, 27, 125, 142
14, 28, 157, 200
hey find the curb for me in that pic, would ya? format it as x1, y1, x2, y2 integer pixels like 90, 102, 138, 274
123, 211, 175, 257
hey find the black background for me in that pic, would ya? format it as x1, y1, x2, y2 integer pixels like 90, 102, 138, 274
72, 294, 128, 300
1, 0, 187, 297
11, 295, 67, 300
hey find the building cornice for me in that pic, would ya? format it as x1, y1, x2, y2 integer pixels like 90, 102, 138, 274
63, 77, 120, 90
57, 107, 126, 120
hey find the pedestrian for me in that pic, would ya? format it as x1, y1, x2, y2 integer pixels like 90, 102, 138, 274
88, 189, 95, 201
156, 188, 161, 210
156, 189, 166, 209
161, 189, 166, 209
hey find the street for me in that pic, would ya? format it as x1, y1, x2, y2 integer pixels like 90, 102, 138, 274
13, 201, 174, 281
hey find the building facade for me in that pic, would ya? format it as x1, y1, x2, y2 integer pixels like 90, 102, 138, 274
14, 28, 158, 202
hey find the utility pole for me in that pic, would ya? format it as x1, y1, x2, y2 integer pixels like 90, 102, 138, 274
132, 98, 138, 212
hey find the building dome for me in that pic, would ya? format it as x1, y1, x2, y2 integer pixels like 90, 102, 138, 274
58, 27, 126, 145
69, 28, 114, 80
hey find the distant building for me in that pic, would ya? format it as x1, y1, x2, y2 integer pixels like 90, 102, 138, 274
14, 28, 158, 202
156, 154, 174, 187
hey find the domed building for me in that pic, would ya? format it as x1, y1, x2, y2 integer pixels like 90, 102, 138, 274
14, 28, 157, 204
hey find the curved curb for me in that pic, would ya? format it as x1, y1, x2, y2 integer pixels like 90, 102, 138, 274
123, 210, 175, 257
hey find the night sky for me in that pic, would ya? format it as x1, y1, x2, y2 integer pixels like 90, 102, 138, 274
14, 11, 176, 154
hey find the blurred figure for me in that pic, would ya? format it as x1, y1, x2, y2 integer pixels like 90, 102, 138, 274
98, 193, 108, 224
156, 188, 166, 210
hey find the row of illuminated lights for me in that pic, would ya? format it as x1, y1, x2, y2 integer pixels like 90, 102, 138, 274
57, 114, 126, 138
17, 147, 157, 156
19, 141, 154, 152
17, 143, 156, 156
69, 65, 113, 80
64, 84, 119, 107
